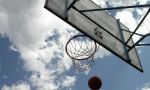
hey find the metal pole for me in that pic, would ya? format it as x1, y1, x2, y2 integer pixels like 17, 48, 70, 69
137, 43, 150, 46
80, 4, 150, 12
122, 29, 144, 37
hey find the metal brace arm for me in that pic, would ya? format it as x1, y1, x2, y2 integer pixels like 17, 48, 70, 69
125, 8, 150, 45
65, 0, 79, 19
128, 33, 150, 52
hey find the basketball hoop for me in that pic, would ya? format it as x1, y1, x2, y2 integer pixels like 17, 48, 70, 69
65, 35, 99, 72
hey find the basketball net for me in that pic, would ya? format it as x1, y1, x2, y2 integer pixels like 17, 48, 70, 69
65, 35, 99, 72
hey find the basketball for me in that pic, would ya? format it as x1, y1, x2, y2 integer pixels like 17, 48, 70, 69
88, 76, 102, 90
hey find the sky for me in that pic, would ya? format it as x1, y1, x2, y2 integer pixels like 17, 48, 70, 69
0, 0, 150, 90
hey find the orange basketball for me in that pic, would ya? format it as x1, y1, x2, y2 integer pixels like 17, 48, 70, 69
88, 76, 102, 90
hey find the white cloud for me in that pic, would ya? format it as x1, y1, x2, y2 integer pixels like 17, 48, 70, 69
61, 76, 76, 88
0, 0, 76, 89
137, 82, 150, 90
0, 9, 8, 37
137, 0, 149, 4
1, 82, 30, 90
29, 73, 58, 90
136, 9, 150, 35
9, 45, 18, 52
107, 0, 148, 7
107, 0, 136, 6
136, 8, 147, 16
116, 10, 137, 31
93, 0, 149, 8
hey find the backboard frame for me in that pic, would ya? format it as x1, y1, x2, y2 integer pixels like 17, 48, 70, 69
43, 0, 150, 72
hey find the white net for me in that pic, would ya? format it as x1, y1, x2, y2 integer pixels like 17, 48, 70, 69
65, 35, 98, 72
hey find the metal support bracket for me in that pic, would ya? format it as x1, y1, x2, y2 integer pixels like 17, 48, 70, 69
79, 4, 150, 12
65, 0, 79, 19
117, 19, 131, 63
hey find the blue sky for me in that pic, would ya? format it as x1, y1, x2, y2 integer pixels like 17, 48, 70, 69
0, 0, 150, 90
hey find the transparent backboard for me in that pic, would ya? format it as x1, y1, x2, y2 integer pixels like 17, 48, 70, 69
44, 0, 143, 72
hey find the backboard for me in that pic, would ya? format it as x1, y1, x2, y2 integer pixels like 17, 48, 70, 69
44, 0, 143, 72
